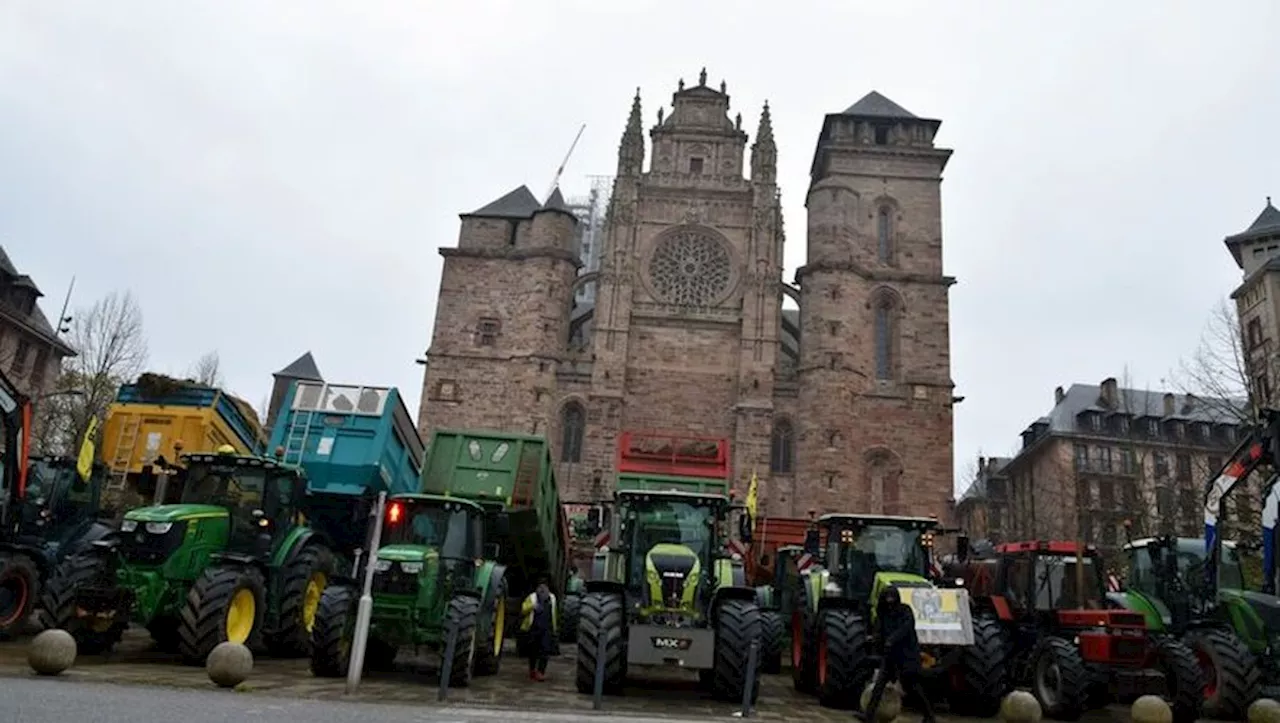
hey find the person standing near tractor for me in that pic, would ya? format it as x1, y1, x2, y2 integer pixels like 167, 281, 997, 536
520, 578, 558, 681
857, 587, 937, 723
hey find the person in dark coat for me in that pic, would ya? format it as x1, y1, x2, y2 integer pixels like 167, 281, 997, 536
520, 578, 557, 681
857, 587, 936, 723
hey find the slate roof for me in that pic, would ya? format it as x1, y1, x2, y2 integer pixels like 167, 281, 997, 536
543, 187, 570, 212
274, 351, 322, 381
958, 456, 1011, 502
1040, 383, 1246, 433
0, 245, 75, 356
842, 91, 917, 119
1224, 198, 1280, 267
463, 186, 543, 219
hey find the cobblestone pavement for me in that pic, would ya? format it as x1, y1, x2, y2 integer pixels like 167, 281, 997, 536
0, 630, 1141, 722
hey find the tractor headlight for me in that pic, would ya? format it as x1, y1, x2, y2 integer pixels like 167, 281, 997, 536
400, 562, 423, 574
145, 522, 173, 535
120, 520, 138, 532
374, 558, 393, 573
823, 582, 842, 597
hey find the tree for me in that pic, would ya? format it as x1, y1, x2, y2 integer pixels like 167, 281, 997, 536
187, 351, 224, 388
31, 291, 148, 456
1171, 298, 1255, 424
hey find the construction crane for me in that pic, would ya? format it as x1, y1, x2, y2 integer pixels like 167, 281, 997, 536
545, 123, 586, 203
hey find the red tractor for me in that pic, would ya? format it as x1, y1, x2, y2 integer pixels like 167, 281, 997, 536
947, 539, 1202, 723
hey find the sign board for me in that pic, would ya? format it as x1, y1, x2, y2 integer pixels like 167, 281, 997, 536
899, 587, 974, 647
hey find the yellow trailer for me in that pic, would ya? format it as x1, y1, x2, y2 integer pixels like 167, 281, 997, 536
100, 373, 265, 488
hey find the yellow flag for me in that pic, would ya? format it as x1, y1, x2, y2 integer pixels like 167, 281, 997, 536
745, 468, 759, 521
77, 416, 99, 482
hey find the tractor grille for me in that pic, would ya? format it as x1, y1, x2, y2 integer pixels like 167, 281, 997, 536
118, 524, 187, 565
372, 567, 417, 596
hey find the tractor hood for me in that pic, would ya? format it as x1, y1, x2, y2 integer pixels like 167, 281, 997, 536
1226, 588, 1280, 640
123, 504, 226, 523
644, 542, 701, 612
376, 544, 437, 563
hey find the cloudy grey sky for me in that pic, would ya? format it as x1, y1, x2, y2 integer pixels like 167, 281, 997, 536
2, 1, 1277, 492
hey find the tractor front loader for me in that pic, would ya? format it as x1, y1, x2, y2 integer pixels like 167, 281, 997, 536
789, 514, 1006, 714
43, 448, 338, 664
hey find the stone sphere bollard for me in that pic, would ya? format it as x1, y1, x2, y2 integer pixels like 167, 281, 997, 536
28, 629, 77, 676
1249, 699, 1280, 723
206, 642, 253, 688
1131, 695, 1173, 723
859, 681, 903, 722
1000, 690, 1042, 723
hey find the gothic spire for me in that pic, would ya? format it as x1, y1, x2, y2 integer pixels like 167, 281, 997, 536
617, 88, 644, 177
751, 101, 776, 185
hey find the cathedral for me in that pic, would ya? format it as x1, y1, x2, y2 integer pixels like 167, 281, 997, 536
417, 70, 958, 522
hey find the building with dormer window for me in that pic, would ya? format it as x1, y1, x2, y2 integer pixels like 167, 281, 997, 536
0, 247, 75, 399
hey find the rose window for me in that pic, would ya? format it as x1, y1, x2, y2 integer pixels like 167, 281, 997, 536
648, 229, 732, 306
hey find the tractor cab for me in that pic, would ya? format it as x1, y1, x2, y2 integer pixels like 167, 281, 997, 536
18, 457, 106, 543
815, 514, 938, 608
614, 490, 729, 621
1122, 536, 1245, 627
993, 541, 1109, 614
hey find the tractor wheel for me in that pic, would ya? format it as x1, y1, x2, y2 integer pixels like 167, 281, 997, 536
711, 599, 763, 703
443, 595, 480, 688
1183, 628, 1261, 720
1154, 637, 1204, 723
947, 615, 1009, 717
759, 609, 784, 674
147, 615, 181, 653
310, 584, 356, 677
815, 607, 869, 709
791, 597, 819, 694
1030, 636, 1089, 720
473, 578, 508, 677
177, 566, 266, 666
266, 544, 335, 658
0, 552, 39, 639
574, 592, 627, 695
559, 593, 581, 644
40, 553, 126, 655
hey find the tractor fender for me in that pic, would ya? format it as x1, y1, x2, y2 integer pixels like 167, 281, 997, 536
585, 579, 626, 596
475, 562, 507, 610
714, 557, 747, 588
62, 521, 118, 559
270, 526, 323, 569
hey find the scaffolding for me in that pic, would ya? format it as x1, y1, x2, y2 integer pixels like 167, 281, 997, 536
567, 174, 613, 304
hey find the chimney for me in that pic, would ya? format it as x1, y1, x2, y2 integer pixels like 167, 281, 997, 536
1100, 377, 1118, 408
1163, 393, 1175, 417
978, 455, 987, 474
1054, 386, 1066, 405
1182, 393, 1197, 414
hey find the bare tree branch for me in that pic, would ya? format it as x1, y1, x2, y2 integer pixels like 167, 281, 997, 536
187, 351, 224, 388
1170, 298, 1254, 424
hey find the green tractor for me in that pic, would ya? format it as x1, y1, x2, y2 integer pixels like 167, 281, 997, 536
575, 488, 762, 702
752, 543, 804, 674
788, 514, 1006, 713
42, 448, 340, 664
1113, 535, 1274, 718
310, 493, 509, 688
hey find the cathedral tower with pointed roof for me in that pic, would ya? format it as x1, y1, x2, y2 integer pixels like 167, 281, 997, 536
1228, 197, 1280, 407
418, 78, 957, 526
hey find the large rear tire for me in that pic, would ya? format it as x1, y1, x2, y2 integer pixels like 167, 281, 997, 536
177, 566, 265, 666
0, 552, 39, 639
39, 553, 126, 655
1031, 636, 1088, 721
1155, 637, 1205, 723
948, 615, 1009, 717
711, 599, 763, 703
816, 608, 869, 709
309, 584, 356, 678
267, 544, 335, 658
791, 594, 819, 694
473, 578, 508, 677
1183, 628, 1260, 721
574, 591, 627, 695
559, 593, 581, 644
443, 595, 479, 689
759, 609, 783, 674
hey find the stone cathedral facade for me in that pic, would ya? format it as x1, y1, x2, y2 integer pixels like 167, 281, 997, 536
418, 71, 958, 523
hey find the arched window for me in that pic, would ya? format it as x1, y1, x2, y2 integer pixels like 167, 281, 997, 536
874, 294, 897, 381
770, 418, 794, 474
560, 402, 585, 463
876, 207, 893, 263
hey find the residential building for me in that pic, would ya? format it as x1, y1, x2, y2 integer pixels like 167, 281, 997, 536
1227, 197, 1280, 407
954, 455, 1011, 542
0, 247, 75, 398
417, 72, 960, 521
1000, 378, 1253, 554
